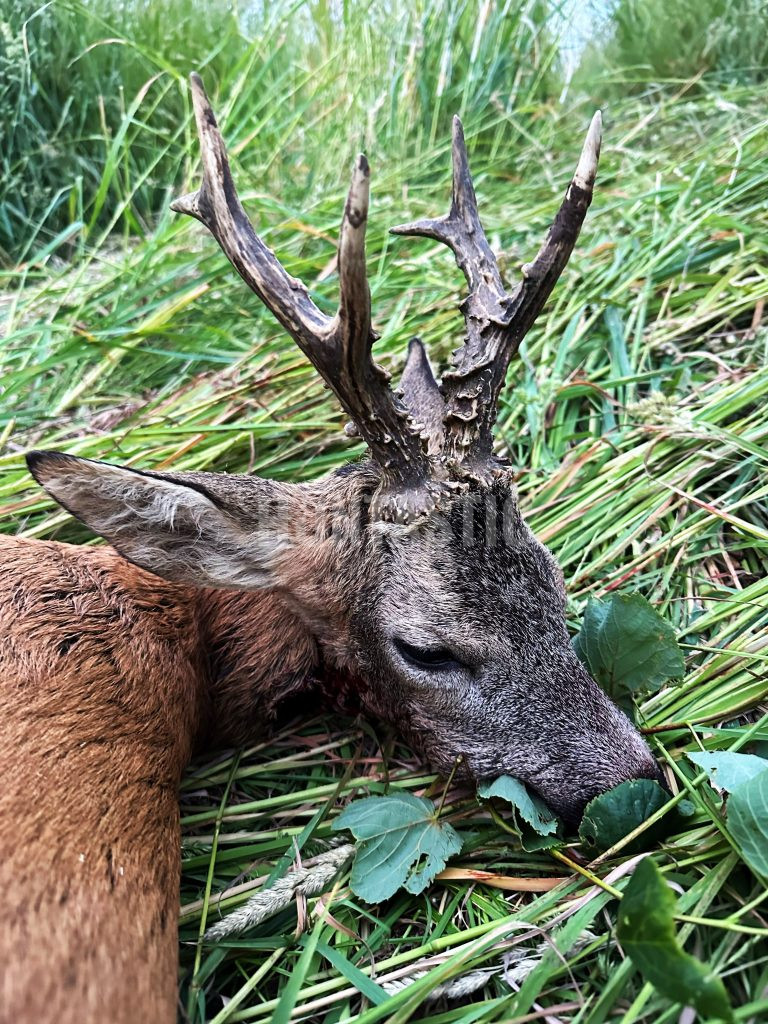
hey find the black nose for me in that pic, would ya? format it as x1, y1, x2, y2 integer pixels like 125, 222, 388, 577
561, 803, 587, 828
559, 758, 669, 828
545, 789, 594, 828
632, 747, 670, 792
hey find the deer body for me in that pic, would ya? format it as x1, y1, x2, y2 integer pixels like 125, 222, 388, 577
0, 535, 319, 1023
2, 75, 663, 1023
1, 538, 199, 1024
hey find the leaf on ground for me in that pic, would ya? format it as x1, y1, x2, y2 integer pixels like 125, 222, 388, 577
573, 593, 684, 701
727, 769, 768, 879
477, 775, 559, 836
618, 858, 733, 1022
578, 779, 672, 854
333, 792, 463, 903
517, 828, 563, 853
688, 750, 768, 793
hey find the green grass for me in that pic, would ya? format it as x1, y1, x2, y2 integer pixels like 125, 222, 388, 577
2, 1, 768, 1021
575, 0, 768, 91
0, 0, 557, 263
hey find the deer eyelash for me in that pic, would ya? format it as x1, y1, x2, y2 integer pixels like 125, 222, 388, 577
392, 637, 463, 673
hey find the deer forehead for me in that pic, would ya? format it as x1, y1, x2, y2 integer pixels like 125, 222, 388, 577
369, 499, 563, 629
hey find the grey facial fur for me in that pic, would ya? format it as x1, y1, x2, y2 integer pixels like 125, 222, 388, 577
29, 452, 661, 824
347, 481, 661, 822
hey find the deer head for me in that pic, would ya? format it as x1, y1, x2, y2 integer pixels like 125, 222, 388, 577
30, 74, 661, 823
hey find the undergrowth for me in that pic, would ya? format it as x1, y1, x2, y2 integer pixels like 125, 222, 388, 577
1, 1, 767, 1021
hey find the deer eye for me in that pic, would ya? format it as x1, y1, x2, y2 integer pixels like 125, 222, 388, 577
393, 637, 461, 672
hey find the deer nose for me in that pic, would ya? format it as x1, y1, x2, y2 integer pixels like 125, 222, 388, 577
547, 746, 668, 827
628, 736, 670, 791
567, 755, 669, 826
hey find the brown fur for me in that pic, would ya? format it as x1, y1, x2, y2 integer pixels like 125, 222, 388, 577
1, 451, 662, 1024
0, 536, 316, 1024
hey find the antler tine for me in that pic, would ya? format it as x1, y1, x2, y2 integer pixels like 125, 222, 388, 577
391, 116, 507, 315
334, 154, 373, 364
173, 73, 439, 523
518, 110, 602, 297
391, 112, 602, 481
329, 154, 438, 507
171, 73, 331, 347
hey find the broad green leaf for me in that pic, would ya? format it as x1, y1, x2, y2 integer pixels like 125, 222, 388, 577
333, 792, 462, 903
579, 779, 671, 854
728, 769, 768, 879
477, 775, 559, 835
688, 750, 768, 792
618, 858, 733, 1022
516, 827, 563, 853
573, 593, 684, 700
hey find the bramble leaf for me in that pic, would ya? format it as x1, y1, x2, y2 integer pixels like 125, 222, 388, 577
688, 750, 768, 793
478, 775, 558, 835
578, 779, 679, 854
727, 769, 768, 879
573, 593, 684, 704
618, 858, 733, 1022
333, 792, 462, 903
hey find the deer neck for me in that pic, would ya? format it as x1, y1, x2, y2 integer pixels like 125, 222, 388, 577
0, 538, 207, 1023
196, 587, 321, 747
195, 476, 375, 747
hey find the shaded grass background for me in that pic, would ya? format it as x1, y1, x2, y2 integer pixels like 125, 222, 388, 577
1, 0, 767, 1020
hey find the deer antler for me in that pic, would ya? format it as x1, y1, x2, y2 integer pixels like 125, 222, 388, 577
172, 73, 442, 523
173, 74, 601, 518
391, 113, 602, 482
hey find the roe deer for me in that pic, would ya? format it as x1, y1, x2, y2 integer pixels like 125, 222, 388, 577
0, 74, 662, 1024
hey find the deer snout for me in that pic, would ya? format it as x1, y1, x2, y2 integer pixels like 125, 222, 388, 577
548, 752, 666, 826
545, 661, 668, 824
535, 719, 666, 826
493, 675, 665, 826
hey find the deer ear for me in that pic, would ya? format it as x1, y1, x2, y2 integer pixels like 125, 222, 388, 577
27, 451, 296, 590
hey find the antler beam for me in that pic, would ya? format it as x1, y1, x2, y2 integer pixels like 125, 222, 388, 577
173, 76, 601, 516
173, 73, 440, 522
392, 113, 602, 481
